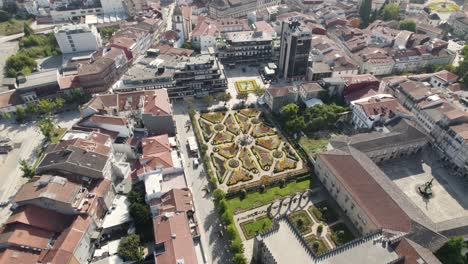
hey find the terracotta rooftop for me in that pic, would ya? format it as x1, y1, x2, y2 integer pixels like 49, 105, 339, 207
0, 248, 40, 264
433, 70, 458, 83
354, 96, 407, 119
0, 90, 21, 109
267, 86, 295, 97
451, 123, 468, 140
6, 205, 72, 233
153, 212, 197, 264
89, 115, 129, 126
78, 57, 114, 76
150, 188, 194, 215
318, 148, 412, 233
13, 176, 81, 206
138, 134, 174, 173
0, 224, 53, 250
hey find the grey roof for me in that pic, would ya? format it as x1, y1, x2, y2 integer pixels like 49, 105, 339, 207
330, 118, 428, 154
17, 70, 58, 90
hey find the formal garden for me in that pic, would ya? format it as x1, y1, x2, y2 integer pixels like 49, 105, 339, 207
235, 79, 258, 93
427, 1, 459, 12
195, 109, 305, 191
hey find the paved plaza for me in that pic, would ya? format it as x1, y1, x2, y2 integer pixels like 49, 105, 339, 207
380, 148, 468, 223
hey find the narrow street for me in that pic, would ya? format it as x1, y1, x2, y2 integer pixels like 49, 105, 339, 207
173, 103, 233, 264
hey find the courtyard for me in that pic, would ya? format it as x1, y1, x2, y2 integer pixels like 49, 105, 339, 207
195, 109, 305, 191
379, 148, 468, 224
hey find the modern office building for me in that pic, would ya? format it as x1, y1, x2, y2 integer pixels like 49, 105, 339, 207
279, 20, 313, 81
54, 24, 103, 54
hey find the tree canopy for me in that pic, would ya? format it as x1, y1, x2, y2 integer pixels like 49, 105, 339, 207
398, 19, 416, 32
19, 159, 35, 178
382, 3, 400, 21
359, 0, 372, 28
5, 53, 37, 77
117, 234, 144, 262
435, 236, 465, 264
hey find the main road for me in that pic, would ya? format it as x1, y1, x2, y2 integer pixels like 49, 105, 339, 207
173, 103, 233, 264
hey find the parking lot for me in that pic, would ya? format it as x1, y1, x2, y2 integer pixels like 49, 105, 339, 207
0, 111, 80, 224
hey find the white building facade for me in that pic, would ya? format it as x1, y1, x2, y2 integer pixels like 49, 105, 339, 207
54, 24, 103, 54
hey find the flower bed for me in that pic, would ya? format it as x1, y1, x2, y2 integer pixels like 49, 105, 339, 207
256, 136, 281, 150
274, 158, 297, 173
199, 119, 213, 142
212, 132, 234, 145
252, 146, 273, 170
288, 210, 314, 234
239, 147, 257, 172
252, 123, 276, 138
218, 143, 238, 159
211, 154, 227, 182
428, 2, 459, 12
235, 113, 250, 133
240, 108, 260, 118
283, 144, 299, 161
214, 124, 224, 131
227, 168, 253, 186
272, 150, 283, 159
305, 235, 329, 255
235, 79, 258, 93
201, 112, 225, 124
224, 114, 240, 135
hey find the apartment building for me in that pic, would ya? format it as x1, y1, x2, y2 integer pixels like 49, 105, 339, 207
54, 24, 103, 54
191, 18, 250, 51
116, 52, 227, 99
264, 86, 298, 113
350, 94, 406, 129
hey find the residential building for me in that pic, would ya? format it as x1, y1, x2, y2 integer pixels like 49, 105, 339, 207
82, 89, 176, 136
216, 29, 275, 65
153, 212, 198, 264
350, 94, 407, 129
191, 18, 250, 51
54, 24, 103, 54
208, 0, 280, 18
449, 13, 468, 40
80, 115, 133, 138
77, 57, 117, 94
298, 82, 324, 101
279, 20, 313, 80
100, 0, 127, 17
429, 70, 459, 88
264, 86, 298, 113
342, 74, 380, 96
115, 52, 227, 99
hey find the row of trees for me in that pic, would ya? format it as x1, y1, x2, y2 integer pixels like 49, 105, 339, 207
359, 1, 401, 28
279, 103, 348, 133
127, 191, 154, 243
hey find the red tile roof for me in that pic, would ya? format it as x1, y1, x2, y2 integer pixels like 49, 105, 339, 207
138, 135, 173, 173
154, 212, 197, 264
150, 188, 194, 215
0, 224, 53, 249
0, 248, 40, 264
318, 150, 412, 233
6, 205, 72, 233
89, 115, 129, 126
433, 70, 458, 83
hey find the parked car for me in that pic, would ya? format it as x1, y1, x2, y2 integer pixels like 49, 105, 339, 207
193, 158, 199, 167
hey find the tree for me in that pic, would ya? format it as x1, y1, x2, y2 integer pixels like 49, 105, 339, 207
359, 0, 372, 27
230, 238, 244, 253
239, 189, 247, 199
2, 112, 12, 121
232, 253, 248, 264
254, 86, 265, 97
456, 45, 468, 87
202, 95, 214, 106
317, 224, 324, 233
127, 191, 144, 204
312, 241, 320, 251
181, 42, 192, 49
226, 224, 238, 240
117, 234, 144, 262
259, 184, 266, 193
5, 53, 37, 77
436, 236, 465, 264
15, 106, 26, 123
236, 92, 248, 102
382, 3, 400, 21
37, 115, 55, 141
217, 199, 228, 214
19, 159, 35, 178
285, 116, 306, 133
130, 203, 151, 226
23, 22, 34, 36
213, 189, 225, 202
280, 103, 299, 119
398, 19, 416, 32
25, 102, 38, 114
54, 97, 65, 110
221, 210, 233, 225
37, 99, 54, 114
217, 92, 231, 104
0, 10, 11, 22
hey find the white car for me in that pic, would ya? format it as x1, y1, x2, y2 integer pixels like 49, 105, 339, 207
193, 158, 199, 167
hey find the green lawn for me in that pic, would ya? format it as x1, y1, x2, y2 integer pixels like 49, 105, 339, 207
329, 223, 355, 246
298, 136, 329, 157
428, 2, 459, 12
0, 19, 30, 36
226, 177, 311, 212
50, 127, 66, 143
240, 216, 272, 239
288, 210, 314, 234
305, 235, 329, 255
